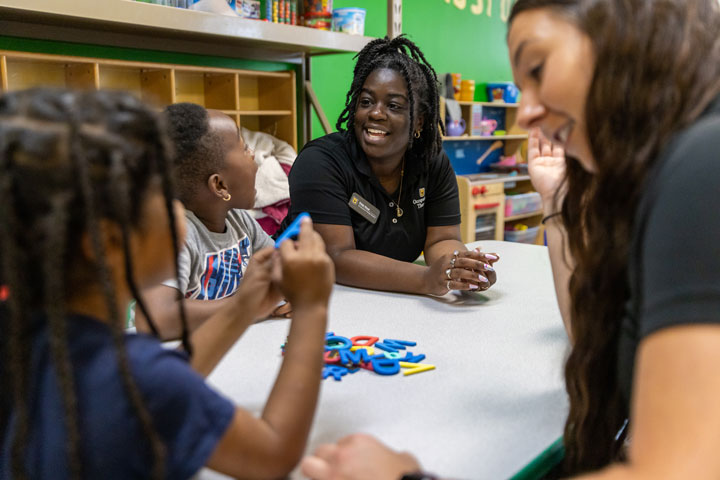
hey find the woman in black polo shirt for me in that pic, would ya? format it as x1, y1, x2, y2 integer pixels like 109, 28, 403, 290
283, 36, 498, 295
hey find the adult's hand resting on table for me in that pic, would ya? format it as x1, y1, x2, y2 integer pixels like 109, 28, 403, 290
527, 127, 566, 212
424, 247, 500, 295
301, 433, 422, 480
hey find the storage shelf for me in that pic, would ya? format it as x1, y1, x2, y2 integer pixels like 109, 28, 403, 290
455, 101, 519, 108
236, 110, 293, 116
443, 134, 528, 141
505, 210, 543, 222
0, 0, 375, 62
2, 50, 298, 150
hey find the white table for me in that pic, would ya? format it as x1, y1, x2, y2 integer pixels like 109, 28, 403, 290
202, 241, 569, 479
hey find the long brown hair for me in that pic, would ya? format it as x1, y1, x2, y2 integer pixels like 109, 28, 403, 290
0, 89, 191, 479
509, 0, 720, 474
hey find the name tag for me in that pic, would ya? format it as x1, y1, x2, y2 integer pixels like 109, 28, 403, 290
348, 192, 380, 224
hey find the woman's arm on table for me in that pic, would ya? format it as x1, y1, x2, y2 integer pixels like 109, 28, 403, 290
314, 223, 494, 295
422, 224, 498, 291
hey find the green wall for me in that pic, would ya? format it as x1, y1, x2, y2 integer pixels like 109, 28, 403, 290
310, 0, 515, 139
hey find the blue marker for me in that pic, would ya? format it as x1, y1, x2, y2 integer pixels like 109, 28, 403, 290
275, 212, 311, 248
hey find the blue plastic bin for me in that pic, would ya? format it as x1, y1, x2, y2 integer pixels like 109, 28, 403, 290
486, 82, 519, 103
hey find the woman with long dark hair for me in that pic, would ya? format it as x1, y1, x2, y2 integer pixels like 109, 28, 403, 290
300, 1, 720, 478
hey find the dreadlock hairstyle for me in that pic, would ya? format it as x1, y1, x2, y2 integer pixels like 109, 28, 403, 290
0, 88, 193, 479
508, 0, 720, 475
336, 35, 444, 172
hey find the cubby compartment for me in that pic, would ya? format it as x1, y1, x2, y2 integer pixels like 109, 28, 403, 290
175, 69, 238, 111
98, 65, 173, 107
3, 56, 98, 91
1, 51, 297, 150
440, 97, 528, 175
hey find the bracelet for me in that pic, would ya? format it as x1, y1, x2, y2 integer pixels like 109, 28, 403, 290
401, 472, 439, 480
541, 212, 562, 225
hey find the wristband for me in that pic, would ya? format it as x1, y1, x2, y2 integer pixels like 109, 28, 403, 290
401, 472, 439, 480
541, 212, 562, 225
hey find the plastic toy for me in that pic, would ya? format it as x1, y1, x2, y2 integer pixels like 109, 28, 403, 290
275, 212, 310, 247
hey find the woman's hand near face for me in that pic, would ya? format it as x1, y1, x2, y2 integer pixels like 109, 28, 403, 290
301, 434, 422, 480
527, 128, 567, 212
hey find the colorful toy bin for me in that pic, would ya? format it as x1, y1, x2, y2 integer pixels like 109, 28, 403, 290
486, 82, 520, 103
332, 7, 366, 35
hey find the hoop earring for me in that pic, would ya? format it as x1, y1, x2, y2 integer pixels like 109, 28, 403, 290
223, 193, 232, 202
414, 130, 421, 139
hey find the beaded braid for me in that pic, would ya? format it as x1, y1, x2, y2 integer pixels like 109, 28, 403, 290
336, 35, 444, 171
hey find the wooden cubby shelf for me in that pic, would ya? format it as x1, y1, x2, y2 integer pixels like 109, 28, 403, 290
0, 50, 297, 150
505, 210, 543, 222
442, 134, 529, 141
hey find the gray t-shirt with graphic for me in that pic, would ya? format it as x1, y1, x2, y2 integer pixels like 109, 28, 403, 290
164, 209, 274, 299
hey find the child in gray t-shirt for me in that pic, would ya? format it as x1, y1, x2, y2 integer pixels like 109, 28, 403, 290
135, 103, 288, 339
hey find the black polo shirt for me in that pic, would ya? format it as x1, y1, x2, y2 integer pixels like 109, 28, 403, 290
617, 94, 720, 408
284, 132, 461, 262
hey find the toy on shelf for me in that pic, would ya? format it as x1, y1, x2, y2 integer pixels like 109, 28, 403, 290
486, 81, 520, 103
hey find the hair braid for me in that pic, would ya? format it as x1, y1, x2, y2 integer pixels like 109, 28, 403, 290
336, 35, 444, 172
396, 62, 416, 149
156, 136, 193, 356
1, 89, 182, 478
43, 192, 83, 480
0, 135, 31, 480
78, 127, 166, 480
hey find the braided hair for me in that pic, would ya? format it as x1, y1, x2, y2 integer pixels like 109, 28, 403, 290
336, 35, 444, 171
0, 88, 191, 479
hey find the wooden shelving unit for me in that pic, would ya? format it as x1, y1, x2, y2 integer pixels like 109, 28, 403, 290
0, 0, 374, 62
0, 0, 382, 146
0, 50, 298, 150
442, 134, 528, 141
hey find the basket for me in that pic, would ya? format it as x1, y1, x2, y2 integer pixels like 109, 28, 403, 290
504, 226, 539, 244
505, 192, 542, 217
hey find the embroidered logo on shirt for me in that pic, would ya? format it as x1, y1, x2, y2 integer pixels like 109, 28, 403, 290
413, 186, 427, 209
187, 237, 251, 300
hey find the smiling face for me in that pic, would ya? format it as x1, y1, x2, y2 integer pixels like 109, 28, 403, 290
208, 111, 257, 209
353, 68, 419, 165
508, 8, 597, 172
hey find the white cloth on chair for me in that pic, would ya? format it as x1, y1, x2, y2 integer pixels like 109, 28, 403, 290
241, 127, 296, 209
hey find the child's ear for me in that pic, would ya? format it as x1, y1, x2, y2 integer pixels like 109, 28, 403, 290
208, 173, 229, 200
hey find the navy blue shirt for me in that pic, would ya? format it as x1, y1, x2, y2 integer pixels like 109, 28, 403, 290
1, 314, 234, 479
282, 132, 461, 262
